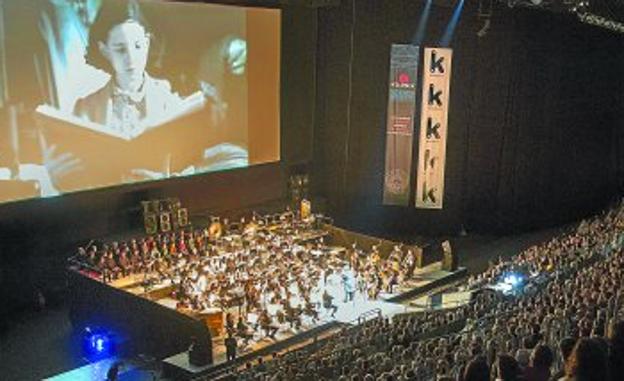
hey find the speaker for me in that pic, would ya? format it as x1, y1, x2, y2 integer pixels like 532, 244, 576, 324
288, 173, 309, 211
144, 213, 158, 235
177, 208, 189, 227
159, 212, 172, 232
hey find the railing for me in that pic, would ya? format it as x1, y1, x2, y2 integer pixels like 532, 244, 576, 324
353, 308, 382, 325
408, 297, 470, 311
193, 321, 348, 381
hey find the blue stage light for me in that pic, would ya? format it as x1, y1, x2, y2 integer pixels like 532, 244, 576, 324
413, 0, 433, 46
504, 274, 518, 286
503, 272, 524, 288
440, 0, 465, 47
491, 271, 526, 294
83, 327, 115, 358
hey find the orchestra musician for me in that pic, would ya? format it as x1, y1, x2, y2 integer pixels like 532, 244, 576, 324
322, 289, 338, 318
257, 309, 278, 339
303, 296, 319, 323
208, 217, 223, 241
236, 317, 253, 345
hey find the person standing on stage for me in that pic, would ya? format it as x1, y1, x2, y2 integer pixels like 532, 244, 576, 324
225, 333, 238, 362
322, 289, 338, 318
341, 266, 356, 303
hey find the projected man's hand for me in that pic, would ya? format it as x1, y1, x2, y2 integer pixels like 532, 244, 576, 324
40, 135, 83, 186
200, 81, 228, 126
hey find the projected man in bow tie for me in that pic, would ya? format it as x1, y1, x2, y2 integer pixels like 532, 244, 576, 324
39, 0, 249, 191
73, 0, 184, 135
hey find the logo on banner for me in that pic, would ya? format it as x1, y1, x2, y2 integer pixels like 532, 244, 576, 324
429, 50, 445, 74
416, 47, 452, 209
426, 117, 441, 140
390, 116, 413, 135
423, 149, 439, 170
422, 182, 438, 203
428, 84, 443, 107
391, 71, 416, 89
385, 169, 409, 195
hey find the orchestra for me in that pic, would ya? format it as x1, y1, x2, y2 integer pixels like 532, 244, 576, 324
74, 211, 420, 355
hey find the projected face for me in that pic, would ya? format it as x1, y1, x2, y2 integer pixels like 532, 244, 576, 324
99, 20, 150, 91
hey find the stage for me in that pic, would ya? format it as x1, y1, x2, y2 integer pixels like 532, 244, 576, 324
159, 261, 467, 380
66, 213, 466, 380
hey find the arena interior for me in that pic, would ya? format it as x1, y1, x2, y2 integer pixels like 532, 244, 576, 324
1, 1, 624, 381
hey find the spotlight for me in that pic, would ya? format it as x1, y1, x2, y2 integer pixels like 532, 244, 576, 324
577, 11, 624, 34
571, 0, 589, 14
82, 327, 115, 358
505, 0, 551, 8
440, 0, 466, 47
491, 271, 526, 295
504, 273, 522, 287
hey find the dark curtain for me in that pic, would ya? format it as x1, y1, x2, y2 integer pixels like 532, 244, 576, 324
314, 1, 624, 236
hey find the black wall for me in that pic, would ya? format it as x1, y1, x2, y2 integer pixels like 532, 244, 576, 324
313, 0, 624, 237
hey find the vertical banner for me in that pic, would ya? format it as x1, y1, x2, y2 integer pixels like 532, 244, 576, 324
383, 44, 419, 205
416, 47, 453, 209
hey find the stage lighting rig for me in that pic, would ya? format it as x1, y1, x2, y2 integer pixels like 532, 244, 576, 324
570, 0, 624, 34
501, 0, 576, 12
576, 11, 624, 33
82, 327, 115, 359
505, 0, 553, 9
570, 1, 590, 14
500, 0, 624, 34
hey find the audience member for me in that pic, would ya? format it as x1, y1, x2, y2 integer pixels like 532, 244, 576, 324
563, 338, 609, 381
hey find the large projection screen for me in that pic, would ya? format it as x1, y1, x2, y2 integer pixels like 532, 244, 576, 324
0, 0, 280, 203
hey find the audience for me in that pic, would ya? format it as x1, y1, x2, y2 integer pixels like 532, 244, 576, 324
607, 321, 624, 381
192, 200, 624, 381
524, 345, 553, 381
462, 356, 490, 381
493, 354, 521, 381
551, 337, 576, 381
562, 338, 609, 381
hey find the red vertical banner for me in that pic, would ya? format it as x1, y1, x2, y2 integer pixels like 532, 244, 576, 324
383, 44, 419, 206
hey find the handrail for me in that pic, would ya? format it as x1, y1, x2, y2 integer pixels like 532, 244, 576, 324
352, 308, 382, 325
194, 321, 347, 381
408, 298, 470, 311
